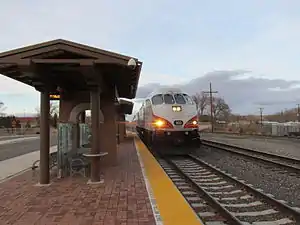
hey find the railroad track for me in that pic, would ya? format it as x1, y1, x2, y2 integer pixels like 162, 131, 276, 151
159, 154, 300, 225
201, 139, 300, 173
204, 132, 300, 140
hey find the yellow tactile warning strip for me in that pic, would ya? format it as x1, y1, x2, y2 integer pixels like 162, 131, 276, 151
134, 136, 203, 225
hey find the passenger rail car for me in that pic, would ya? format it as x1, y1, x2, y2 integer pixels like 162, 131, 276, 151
135, 87, 200, 155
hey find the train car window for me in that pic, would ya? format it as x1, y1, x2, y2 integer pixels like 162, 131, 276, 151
174, 94, 186, 104
163, 94, 175, 104
152, 94, 163, 105
183, 94, 193, 104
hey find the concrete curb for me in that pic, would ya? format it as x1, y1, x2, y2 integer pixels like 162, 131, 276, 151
0, 145, 57, 183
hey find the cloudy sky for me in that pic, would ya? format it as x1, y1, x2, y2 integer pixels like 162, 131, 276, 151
1, 1, 300, 116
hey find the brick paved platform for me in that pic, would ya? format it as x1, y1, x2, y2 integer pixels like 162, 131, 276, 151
0, 137, 155, 225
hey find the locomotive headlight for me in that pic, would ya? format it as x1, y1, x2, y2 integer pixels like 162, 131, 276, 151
172, 106, 182, 112
154, 119, 165, 127
184, 116, 198, 128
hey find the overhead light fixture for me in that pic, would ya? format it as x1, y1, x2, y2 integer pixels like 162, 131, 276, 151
127, 58, 137, 70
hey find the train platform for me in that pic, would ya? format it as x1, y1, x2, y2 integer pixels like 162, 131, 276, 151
0, 134, 202, 225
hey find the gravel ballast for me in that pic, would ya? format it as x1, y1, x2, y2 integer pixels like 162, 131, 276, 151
195, 145, 300, 208
201, 133, 300, 159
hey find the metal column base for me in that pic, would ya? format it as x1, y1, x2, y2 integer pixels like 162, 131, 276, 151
87, 179, 104, 184
34, 182, 52, 187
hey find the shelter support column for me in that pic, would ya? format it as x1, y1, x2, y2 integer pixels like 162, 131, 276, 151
116, 114, 120, 145
39, 90, 50, 184
124, 116, 127, 137
90, 87, 101, 182
100, 92, 117, 166
118, 114, 126, 142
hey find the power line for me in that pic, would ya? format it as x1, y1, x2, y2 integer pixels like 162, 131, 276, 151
203, 82, 218, 133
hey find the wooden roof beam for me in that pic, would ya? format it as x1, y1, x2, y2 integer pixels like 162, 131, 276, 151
30, 65, 63, 92
33, 58, 128, 65
0, 58, 129, 67
80, 60, 108, 93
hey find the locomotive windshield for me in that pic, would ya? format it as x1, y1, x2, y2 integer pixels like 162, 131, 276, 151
152, 94, 164, 105
174, 94, 186, 104
152, 93, 194, 105
183, 94, 193, 104
163, 94, 175, 104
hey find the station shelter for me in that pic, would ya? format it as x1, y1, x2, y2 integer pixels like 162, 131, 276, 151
0, 39, 142, 185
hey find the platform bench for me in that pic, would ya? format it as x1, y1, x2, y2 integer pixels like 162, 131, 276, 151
31, 151, 58, 171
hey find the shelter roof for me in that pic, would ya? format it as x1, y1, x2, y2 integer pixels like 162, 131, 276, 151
0, 39, 142, 98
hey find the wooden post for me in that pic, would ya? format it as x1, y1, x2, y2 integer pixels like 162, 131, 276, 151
90, 87, 101, 182
40, 90, 50, 184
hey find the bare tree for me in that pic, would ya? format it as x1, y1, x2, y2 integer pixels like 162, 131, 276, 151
265, 108, 299, 122
35, 102, 59, 127
212, 97, 231, 121
35, 102, 59, 117
192, 92, 209, 116
0, 101, 6, 117
192, 93, 231, 122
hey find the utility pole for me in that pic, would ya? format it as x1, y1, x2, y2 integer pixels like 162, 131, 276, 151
259, 107, 263, 126
284, 108, 288, 122
203, 82, 218, 133
297, 104, 300, 122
